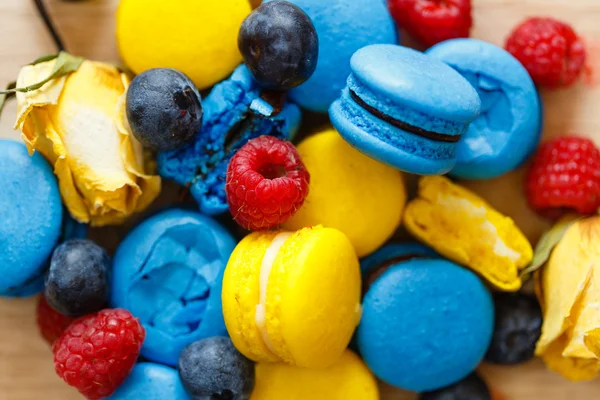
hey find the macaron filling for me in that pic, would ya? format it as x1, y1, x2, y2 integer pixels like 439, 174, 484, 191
255, 231, 292, 356
347, 74, 467, 142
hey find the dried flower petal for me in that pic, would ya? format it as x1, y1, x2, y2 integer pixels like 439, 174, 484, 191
14, 58, 160, 226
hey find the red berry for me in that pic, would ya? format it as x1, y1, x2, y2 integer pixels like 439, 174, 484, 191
36, 295, 75, 345
388, 0, 472, 47
526, 136, 600, 219
226, 136, 310, 231
505, 17, 586, 88
53, 309, 145, 399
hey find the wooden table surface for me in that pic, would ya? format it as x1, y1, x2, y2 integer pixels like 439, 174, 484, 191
1, 0, 600, 399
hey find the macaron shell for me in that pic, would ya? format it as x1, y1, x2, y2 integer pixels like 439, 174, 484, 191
111, 209, 236, 365
277, 0, 398, 113
358, 259, 494, 392
282, 128, 406, 257
107, 363, 190, 400
251, 350, 378, 400
403, 176, 532, 291
116, 0, 251, 89
0, 140, 63, 292
427, 38, 542, 179
266, 226, 361, 368
350, 44, 481, 124
222, 230, 281, 364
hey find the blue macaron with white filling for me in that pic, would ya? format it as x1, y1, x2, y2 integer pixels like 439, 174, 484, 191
357, 246, 494, 392
330, 44, 481, 175
107, 363, 190, 400
0, 140, 63, 295
427, 38, 542, 179
111, 209, 236, 366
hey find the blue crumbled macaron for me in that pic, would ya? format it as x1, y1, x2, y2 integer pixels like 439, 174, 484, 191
357, 255, 494, 392
268, 0, 398, 113
111, 209, 236, 366
427, 38, 543, 180
0, 212, 87, 298
0, 140, 63, 295
107, 363, 190, 400
158, 65, 301, 215
330, 44, 481, 175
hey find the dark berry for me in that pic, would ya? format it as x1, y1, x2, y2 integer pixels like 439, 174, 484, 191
238, 0, 319, 90
44, 239, 110, 317
485, 293, 542, 365
420, 373, 491, 400
126, 68, 203, 151
178, 337, 255, 400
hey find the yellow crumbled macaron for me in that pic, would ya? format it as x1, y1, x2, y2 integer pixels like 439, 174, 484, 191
403, 176, 532, 291
116, 0, 251, 90
251, 350, 379, 400
282, 128, 406, 257
222, 226, 361, 368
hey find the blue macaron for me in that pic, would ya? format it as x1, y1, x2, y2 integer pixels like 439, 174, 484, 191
107, 363, 190, 400
357, 254, 494, 392
111, 209, 236, 366
360, 243, 439, 280
0, 212, 87, 298
158, 65, 301, 215
267, 0, 398, 113
0, 140, 63, 294
330, 44, 481, 175
427, 38, 543, 179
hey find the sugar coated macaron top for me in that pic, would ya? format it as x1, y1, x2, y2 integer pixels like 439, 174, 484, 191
277, 0, 398, 113
0, 140, 63, 293
427, 38, 542, 180
330, 44, 481, 175
358, 256, 494, 392
251, 350, 378, 400
116, 0, 251, 90
222, 226, 361, 369
111, 209, 236, 366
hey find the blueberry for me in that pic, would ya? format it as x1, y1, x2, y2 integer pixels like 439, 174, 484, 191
126, 68, 203, 151
419, 373, 492, 400
44, 239, 110, 317
485, 292, 542, 365
238, 0, 318, 90
178, 337, 255, 400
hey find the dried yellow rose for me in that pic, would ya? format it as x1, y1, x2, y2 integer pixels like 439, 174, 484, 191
536, 217, 600, 381
13, 56, 160, 226
403, 176, 532, 291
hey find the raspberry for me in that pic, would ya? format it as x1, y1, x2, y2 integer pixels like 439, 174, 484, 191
388, 0, 472, 47
53, 309, 145, 399
36, 295, 75, 345
505, 17, 586, 88
526, 136, 600, 219
226, 136, 310, 231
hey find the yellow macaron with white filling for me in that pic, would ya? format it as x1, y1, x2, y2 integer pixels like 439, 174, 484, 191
222, 226, 361, 368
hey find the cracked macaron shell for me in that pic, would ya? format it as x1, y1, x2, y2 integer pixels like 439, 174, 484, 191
281, 128, 406, 257
251, 350, 378, 400
403, 176, 533, 291
157, 65, 301, 215
111, 209, 236, 366
0, 140, 63, 293
222, 226, 361, 368
427, 38, 542, 180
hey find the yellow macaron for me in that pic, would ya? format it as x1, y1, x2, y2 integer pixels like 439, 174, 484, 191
222, 226, 361, 368
251, 350, 379, 400
282, 128, 406, 257
116, 0, 251, 90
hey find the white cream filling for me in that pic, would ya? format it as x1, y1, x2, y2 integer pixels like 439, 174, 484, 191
255, 232, 292, 355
